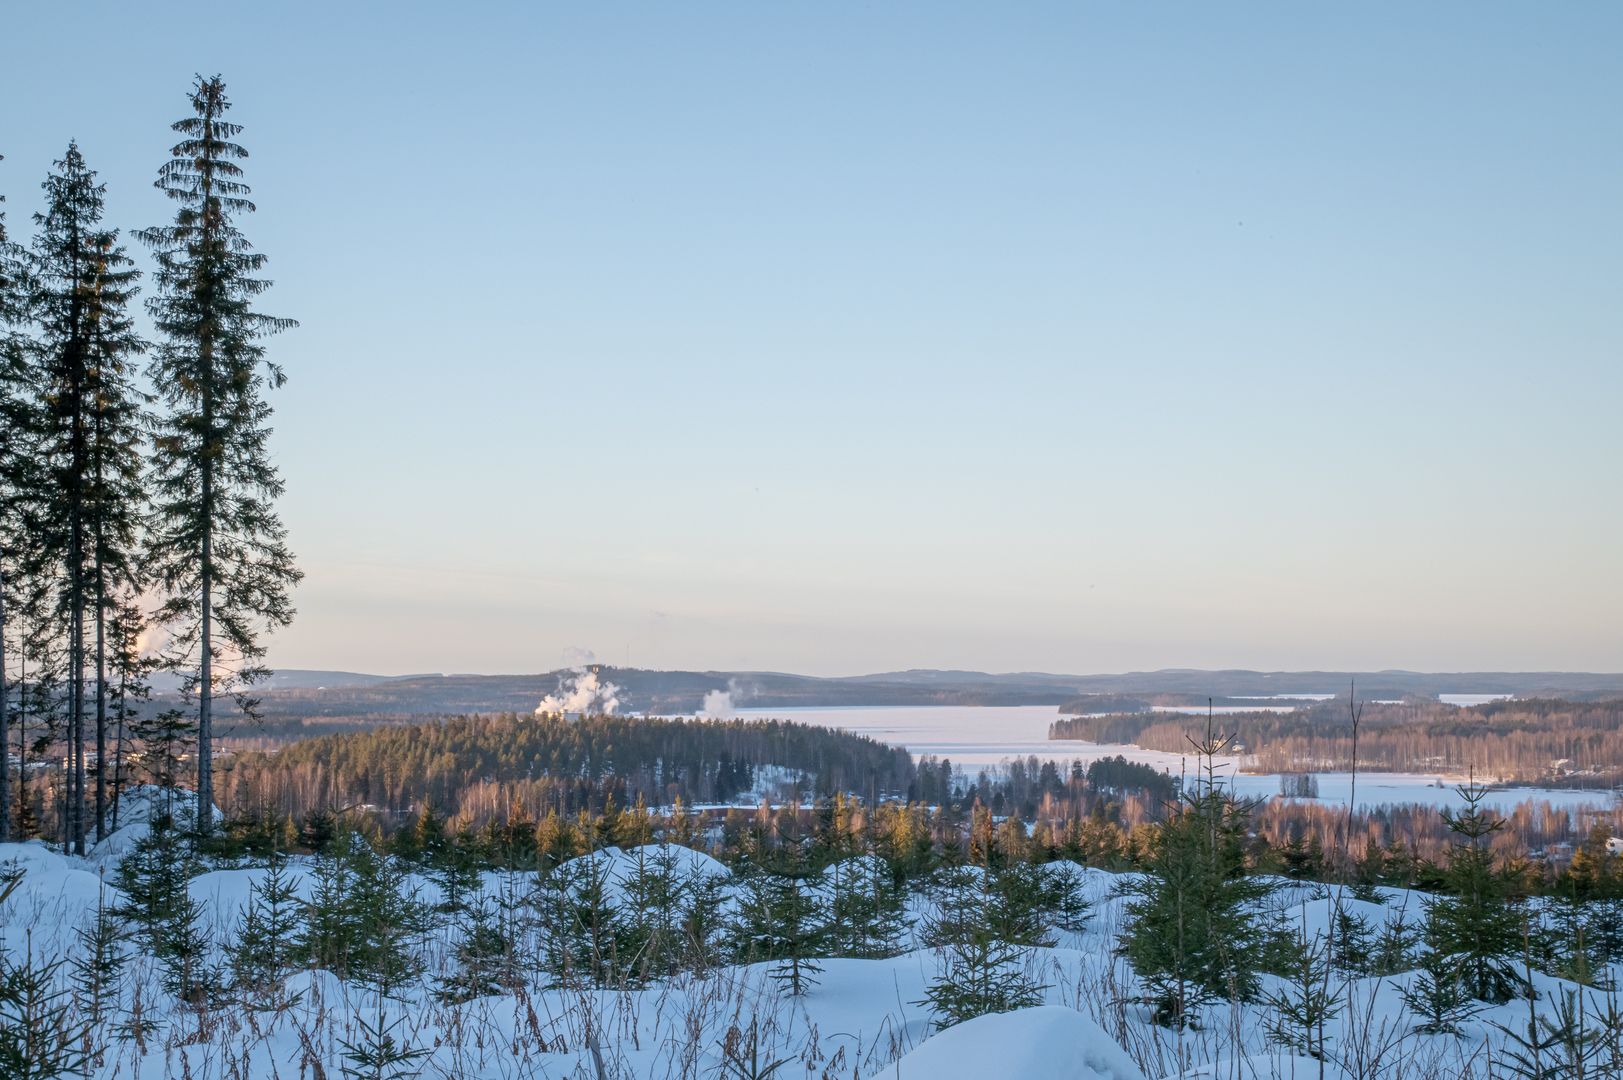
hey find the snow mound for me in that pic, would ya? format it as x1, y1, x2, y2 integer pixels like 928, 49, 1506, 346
563, 844, 730, 886
891, 1006, 1145, 1080
1280, 893, 1398, 939
188, 863, 323, 933
0, 841, 118, 957
86, 785, 224, 873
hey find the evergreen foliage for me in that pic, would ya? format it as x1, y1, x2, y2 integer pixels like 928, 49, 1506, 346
228, 712, 913, 825
1262, 923, 1344, 1060
337, 1005, 429, 1080
298, 834, 429, 995
1370, 910, 1422, 976
1119, 718, 1273, 1027
1400, 945, 1484, 1036
536, 850, 628, 988
427, 834, 482, 918
25, 142, 146, 854
618, 844, 721, 981
918, 864, 1049, 1029
114, 811, 200, 951
435, 891, 523, 1003
1489, 986, 1623, 1080
0, 947, 87, 1080
69, 887, 127, 1036
229, 851, 305, 999
157, 882, 220, 1008
826, 855, 908, 959
0, 167, 28, 843
1425, 778, 1525, 1005
729, 854, 832, 996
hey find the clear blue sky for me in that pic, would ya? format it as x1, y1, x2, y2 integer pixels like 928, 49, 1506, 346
5, 3, 1620, 676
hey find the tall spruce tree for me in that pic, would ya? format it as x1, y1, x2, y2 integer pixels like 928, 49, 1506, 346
27, 144, 119, 854
138, 75, 300, 834
82, 235, 146, 845
25, 145, 145, 854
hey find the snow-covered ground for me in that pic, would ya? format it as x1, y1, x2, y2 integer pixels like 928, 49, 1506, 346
2, 796, 1617, 1080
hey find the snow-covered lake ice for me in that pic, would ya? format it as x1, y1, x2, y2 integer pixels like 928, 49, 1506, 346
733, 704, 1616, 814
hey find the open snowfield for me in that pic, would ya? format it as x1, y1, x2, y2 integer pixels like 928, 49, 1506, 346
2, 795, 1618, 1080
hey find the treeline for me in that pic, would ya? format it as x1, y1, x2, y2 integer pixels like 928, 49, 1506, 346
198, 752, 1623, 904
1058, 693, 1339, 714
219, 713, 916, 822
1051, 698, 1623, 784
208, 712, 1619, 878
0, 75, 299, 853
1253, 796, 1623, 883
204, 711, 1620, 888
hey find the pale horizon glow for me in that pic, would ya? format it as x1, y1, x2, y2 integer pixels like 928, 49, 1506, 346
4, 3, 1621, 677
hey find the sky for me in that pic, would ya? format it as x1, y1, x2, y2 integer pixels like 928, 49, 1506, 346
4, 3, 1621, 677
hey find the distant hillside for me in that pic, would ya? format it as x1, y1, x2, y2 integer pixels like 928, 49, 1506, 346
149, 668, 412, 694
201, 668, 1079, 722
190, 666, 1623, 724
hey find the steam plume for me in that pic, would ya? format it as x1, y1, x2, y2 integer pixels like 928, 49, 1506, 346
700, 689, 735, 719
536, 649, 622, 717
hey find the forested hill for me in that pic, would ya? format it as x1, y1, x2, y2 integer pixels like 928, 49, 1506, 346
205, 667, 1623, 722
221, 713, 915, 824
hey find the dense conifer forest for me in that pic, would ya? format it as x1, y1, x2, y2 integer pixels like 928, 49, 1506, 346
219, 712, 914, 823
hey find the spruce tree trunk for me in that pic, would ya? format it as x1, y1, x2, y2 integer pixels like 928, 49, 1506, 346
111, 648, 126, 830
91, 433, 105, 843
71, 471, 86, 856
14, 655, 23, 837
0, 559, 9, 843
197, 499, 212, 835
94, 574, 106, 842
70, 475, 86, 855
194, 119, 217, 839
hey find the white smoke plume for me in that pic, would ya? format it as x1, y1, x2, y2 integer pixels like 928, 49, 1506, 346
699, 689, 735, 719
536, 649, 621, 717
134, 621, 170, 660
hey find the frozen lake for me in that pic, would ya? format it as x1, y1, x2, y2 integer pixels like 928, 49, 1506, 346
734, 704, 1616, 814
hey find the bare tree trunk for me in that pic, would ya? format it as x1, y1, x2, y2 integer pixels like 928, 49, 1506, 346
111, 654, 126, 831
0, 558, 9, 843
197, 514, 212, 835
70, 581, 85, 855
15, 652, 24, 838
94, 582, 105, 842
